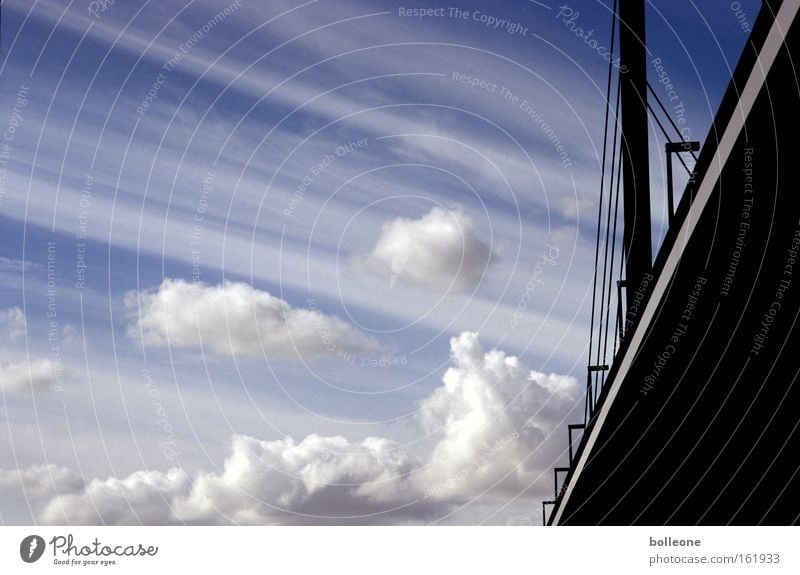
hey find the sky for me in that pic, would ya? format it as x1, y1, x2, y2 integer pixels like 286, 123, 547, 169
0, 0, 759, 525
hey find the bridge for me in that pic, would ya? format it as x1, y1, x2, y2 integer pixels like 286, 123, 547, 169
546, 0, 800, 525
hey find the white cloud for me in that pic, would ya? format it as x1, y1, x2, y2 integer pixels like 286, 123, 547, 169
0, 307, 26, 340
0, 464, 83, 500
416, 331, 580, 501
174, 434, 423, 524
40, 469, 192, 525
35, 332, 579, 525
0, 257, 39, 273
0, 359, 60, 394
125, 279, 378, 360
358, 208, 493, 291
40, 436, 425, 525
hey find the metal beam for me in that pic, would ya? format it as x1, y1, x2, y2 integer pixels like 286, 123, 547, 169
619, 0, 653, 310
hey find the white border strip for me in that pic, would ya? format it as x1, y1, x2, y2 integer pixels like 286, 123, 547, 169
552, 0, 800, 525
1, 526, 800, 573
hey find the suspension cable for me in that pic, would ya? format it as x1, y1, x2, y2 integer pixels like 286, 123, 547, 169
594, 75, 622, 401
601, 92, 625, 389
647, 101, 693, 175
586, 0, 619, 422
647, 81, 700, 164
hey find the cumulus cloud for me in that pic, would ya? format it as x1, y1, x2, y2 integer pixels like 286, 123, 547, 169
40, 469, 192, 525
125, 279, 378, 359
0, 464, 83, 500
0, 358, 60, 394
416, 332, 580, 500
40, 436, 426, 526
174, 434, 423, 524
35, 332, 579, 525
358, 208, 493, 291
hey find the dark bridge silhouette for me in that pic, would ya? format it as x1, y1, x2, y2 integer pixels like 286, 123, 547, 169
546, 0, 800, 525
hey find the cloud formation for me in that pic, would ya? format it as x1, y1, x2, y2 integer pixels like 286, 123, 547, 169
417, 331, 580, 500
176, 434, 423, 524
40, 468, 192, 525
125, 279, 378, 360
0, 307, 26, 340
0, 258, 38, 273
31, 332, 578, 525
38, 435, 425, 525
0, 464, 83, 500
359, 208, 493, 291
0, 359, 60, 394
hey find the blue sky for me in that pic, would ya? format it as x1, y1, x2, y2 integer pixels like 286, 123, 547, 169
0, 0, 758, 525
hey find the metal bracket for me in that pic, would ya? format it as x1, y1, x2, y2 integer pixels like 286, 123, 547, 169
554, 467, 570, 500
568, 424, 585, 466
542, 500, 556, 526
665, 141, 701, 225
